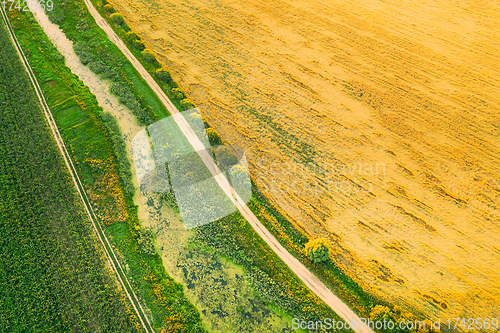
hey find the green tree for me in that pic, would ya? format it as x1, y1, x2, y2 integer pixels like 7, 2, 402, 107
171, 87, 184, 100
214, 146, 238, 170
206, 128, 222, 146
125, 31, 139, 43
132, 39, 145, 51
370, 305, 392, 322
110, 13, 125, 25
229, 164, 249, 183
142, 48, 159, 66
304, 238, 330, 263
180, 98, 194, 109
188, 112, 202, 122
155, 68, 172, 83
103, 4, 115, 13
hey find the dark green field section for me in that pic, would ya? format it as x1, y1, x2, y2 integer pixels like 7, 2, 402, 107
0, 21, 140, 333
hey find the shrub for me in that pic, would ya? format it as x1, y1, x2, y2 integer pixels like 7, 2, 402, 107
229, 164, 248, 182
180, 98, 194, 109
132, 39, 145, 51
110, 13, 125, 25
304, 238, 330, 263
370, 305, 392, 322
101, 67, 120, 82
171, 87, 184, 100
390, 305, 415, 325
87, 61, 107, 74
155, 68, 172, 83
206, 128, 222, 146
189, 112, 202, 122
125, 31, 139, 44
73, 42, 95, 65
109, 82, 149, 124
103, 4, 115, 13
214, 146, 238, 169
141, 48, 158, 65
368, 305, 429, 333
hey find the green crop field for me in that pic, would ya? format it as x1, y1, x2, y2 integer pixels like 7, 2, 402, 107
0, 19, 141, 332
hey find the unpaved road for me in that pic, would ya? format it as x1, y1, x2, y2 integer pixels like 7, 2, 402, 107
0, 8, 154, 333
81, 0, 375, 331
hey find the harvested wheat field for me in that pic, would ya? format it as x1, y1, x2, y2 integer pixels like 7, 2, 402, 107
109, 0, 500, 320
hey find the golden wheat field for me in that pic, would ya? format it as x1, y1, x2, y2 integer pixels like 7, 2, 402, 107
109, 0, 500, 320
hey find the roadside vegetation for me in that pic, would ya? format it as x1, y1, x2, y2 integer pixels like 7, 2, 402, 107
0, 19, 140, 332
305, 238, 331, 263
7, 9, 206, 332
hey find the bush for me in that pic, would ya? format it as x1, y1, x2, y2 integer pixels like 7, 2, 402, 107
180, 98, 194, 109
229, 164, 248, 183
304, 238, 330, 263
155, 68, 172, 83
101, 67, 120, 82
370, 305, 392, 322
368, 305, 432, 333
103, 4, 115, 13
125, 31, 139, 44
141, 48, 159, 65
132, 39, 145, 51
171, 87, 184, 100
109, 82, 149, 124
206, 128, 222, 146
73, 42, 96, 65
87, 60, 107, 74
214, 146, 238, 169
189, 112, 202, 121
110, 13, 125, 25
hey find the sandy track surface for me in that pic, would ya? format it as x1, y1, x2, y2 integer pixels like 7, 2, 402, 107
107, 0, 500, 320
